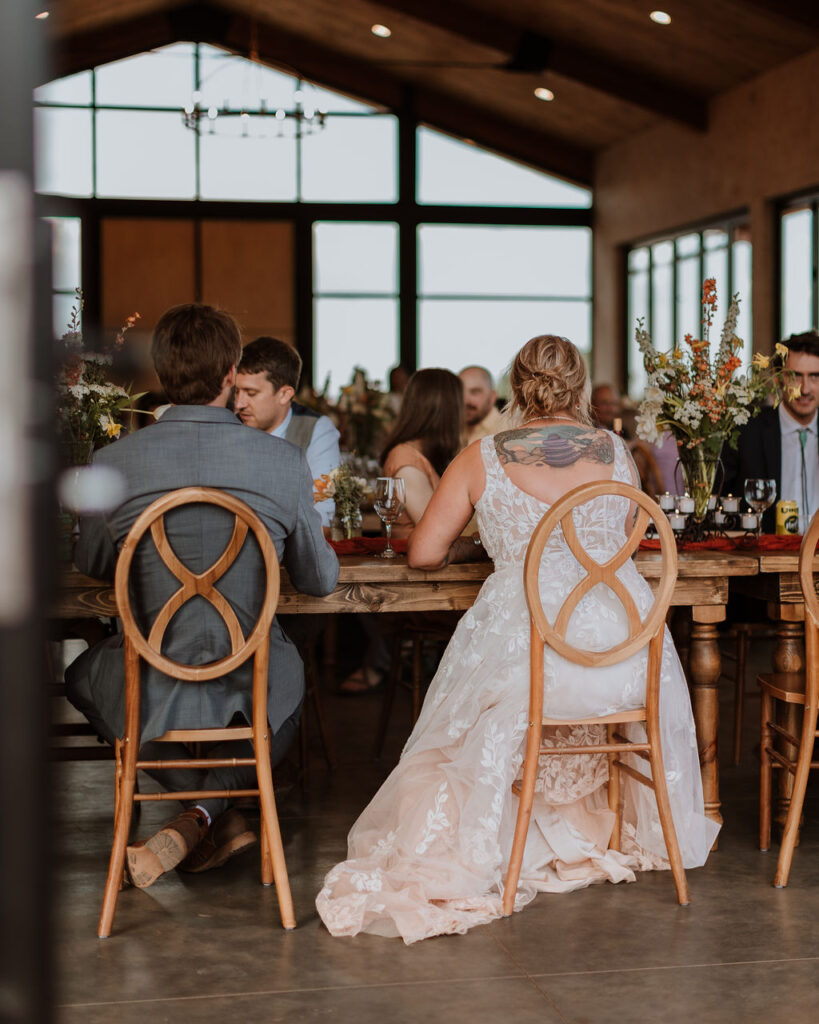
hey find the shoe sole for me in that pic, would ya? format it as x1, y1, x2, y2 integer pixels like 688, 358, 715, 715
127, 828, 189, 889
180, 830, 257, 874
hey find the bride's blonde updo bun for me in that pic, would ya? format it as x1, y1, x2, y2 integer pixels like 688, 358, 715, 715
509, 335, 592, 426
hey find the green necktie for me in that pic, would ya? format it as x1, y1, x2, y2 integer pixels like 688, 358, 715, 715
798, 428, 809, 531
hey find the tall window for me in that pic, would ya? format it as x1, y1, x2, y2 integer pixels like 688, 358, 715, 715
35, 47, 592, 393
44, 216, 81, 336
780, 194, 819, 338
626, 218, 752, 397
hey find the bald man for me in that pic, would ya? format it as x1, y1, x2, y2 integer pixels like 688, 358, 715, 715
459, 365, 504, 444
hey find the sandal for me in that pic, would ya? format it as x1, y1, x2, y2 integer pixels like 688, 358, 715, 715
339, 665, 386, 694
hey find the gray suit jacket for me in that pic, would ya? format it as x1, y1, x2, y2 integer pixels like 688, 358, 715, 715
66, 405, 339, 742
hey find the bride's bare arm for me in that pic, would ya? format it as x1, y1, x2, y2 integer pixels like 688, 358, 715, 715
408, 443, 486, 569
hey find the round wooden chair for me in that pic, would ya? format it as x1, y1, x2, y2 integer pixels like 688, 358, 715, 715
758, 509, 819, 886
98, 486, 294, 938
502, 480, 688, 914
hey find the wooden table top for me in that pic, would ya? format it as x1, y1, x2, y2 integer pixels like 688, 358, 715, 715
55, 548, 762, 620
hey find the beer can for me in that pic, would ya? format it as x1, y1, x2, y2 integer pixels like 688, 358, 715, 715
776, 499, 799, 535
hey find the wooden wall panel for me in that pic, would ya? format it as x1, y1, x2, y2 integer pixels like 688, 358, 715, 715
101, 217, 195, 390
200, 220, 295, 345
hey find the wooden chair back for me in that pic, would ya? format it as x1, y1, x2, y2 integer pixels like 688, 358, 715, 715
523, 480, 677, 669
799, 509, 819, 632
114, 485, 280, 682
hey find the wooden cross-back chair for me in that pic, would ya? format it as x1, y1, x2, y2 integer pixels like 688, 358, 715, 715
502, 481, 688, 914
98, 486, 294, 938
759, 510, 819, 887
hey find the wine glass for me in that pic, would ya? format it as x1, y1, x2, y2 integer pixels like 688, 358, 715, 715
743, 478, 777, 528
373, 476, 406, 559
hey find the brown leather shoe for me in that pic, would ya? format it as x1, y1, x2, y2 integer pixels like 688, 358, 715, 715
179, 809, 257, 873
126, 809, 208, 889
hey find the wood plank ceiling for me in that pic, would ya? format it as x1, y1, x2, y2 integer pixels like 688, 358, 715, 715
45, 0, 819, 184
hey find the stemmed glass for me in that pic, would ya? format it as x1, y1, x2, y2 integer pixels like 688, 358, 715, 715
373, 476, 406, 559
743, 478, 777, 530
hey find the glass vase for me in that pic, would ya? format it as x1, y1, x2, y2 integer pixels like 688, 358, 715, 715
677, 445, 724, 523
330, 508, 363, 541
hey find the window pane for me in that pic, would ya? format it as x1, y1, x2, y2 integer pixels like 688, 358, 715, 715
782, 207, 814, 337
314, 298, 398, 396
628, 247, 649, 272
651, 259, 673, 353
732, 237, 753, 361
34, 70, 92, 106
418, 299, 591, 380
676, 233, 700, 257
703, 245, 728, 297
34, 107, 93, 196
419, 225, 591, 297
45, 217, 81, 293
314, 222, 398, 294
651, 240, 673, 266
96, 110, 196, 198
300, 116, 397, 202
95, 44, 194, 108
53, 292, 79, 340
703, 228, 728, 251
199, 132, 297, 201
628, 270, 649, 398
676, 256, 700, 340
199, 45, 297, 111
417, 127, 591, 208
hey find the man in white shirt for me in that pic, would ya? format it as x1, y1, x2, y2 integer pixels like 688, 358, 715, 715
723, 332, 819, 533
235, 337, 341, 527
459, 365, 504, 445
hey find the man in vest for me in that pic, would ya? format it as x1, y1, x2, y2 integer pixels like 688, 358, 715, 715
236, 336, 341, 526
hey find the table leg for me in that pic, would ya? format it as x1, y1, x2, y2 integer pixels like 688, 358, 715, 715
688, 607, 725, 844
768, 607, 806, 840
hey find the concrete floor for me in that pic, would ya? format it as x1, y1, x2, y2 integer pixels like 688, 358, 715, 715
53, 633, 819, 1024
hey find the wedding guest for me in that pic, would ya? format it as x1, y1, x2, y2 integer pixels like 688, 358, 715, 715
723, 331, 819, 532
235, 336, 341, 526
66, 304, 339, 887
459, 365, 504, 444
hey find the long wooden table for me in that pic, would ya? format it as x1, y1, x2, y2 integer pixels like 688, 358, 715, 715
57, 549, 762, 832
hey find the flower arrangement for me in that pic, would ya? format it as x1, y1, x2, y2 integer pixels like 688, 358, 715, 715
56, 290, 143, 464
635, 279, 794, 519
314, 463, 369, 539
336, 366, 394, 458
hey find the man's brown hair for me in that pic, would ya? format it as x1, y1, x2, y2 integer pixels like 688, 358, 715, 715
151, 304, 242, 405
238, 336, 303, 391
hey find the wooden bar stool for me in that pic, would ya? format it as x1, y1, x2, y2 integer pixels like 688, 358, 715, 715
98, 487, 295, 937
503, 481, 689, 914
758, 511, 819, 886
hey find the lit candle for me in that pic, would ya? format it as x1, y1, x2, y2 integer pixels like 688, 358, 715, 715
722, 494, 740, 513
658, 492, 676, 511
678, 495, 695, 514
741, 512, 758, 530
668, 513, 688, 531
707, 495, 718, 511
714, 509, 727, 526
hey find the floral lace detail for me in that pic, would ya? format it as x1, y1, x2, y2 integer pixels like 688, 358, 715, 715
316, 432, 719, 945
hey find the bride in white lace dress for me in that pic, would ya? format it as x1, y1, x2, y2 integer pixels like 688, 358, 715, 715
317, 335, 719, 944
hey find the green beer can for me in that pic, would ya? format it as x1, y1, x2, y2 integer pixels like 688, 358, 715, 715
775, 499, 799, 535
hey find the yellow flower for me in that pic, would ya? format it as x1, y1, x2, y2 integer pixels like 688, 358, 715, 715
788, 385, 802, 402
99, 414, 121, 438
775, 342, 789, 358
752, 352, 770, 369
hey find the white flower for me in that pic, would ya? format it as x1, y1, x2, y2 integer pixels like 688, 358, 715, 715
635, 410, 661, 444
644, 385, 664, 405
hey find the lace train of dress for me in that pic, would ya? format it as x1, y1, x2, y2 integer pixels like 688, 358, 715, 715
317, 434, 720, 944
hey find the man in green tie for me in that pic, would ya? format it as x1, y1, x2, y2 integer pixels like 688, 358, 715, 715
723, 332, 819, 533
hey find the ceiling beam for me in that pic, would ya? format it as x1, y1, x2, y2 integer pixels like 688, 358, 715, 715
738, 0, 819, 32
373, 0, 708, 130
49, 1, 594, 183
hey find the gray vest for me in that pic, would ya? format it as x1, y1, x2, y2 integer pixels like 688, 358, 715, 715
284, 402, 321, 451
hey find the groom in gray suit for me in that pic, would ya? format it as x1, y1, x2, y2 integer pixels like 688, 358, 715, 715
66, 303, 339, 887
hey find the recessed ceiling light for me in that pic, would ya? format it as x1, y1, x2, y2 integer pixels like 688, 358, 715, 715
371, 24, 392, 38
534, 87, 554, 102
650, 11, 672, 25
35, 9, 50, 18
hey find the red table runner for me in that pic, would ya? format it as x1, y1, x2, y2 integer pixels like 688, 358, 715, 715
638, 534, 802, 552
328, 537, 408, 555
